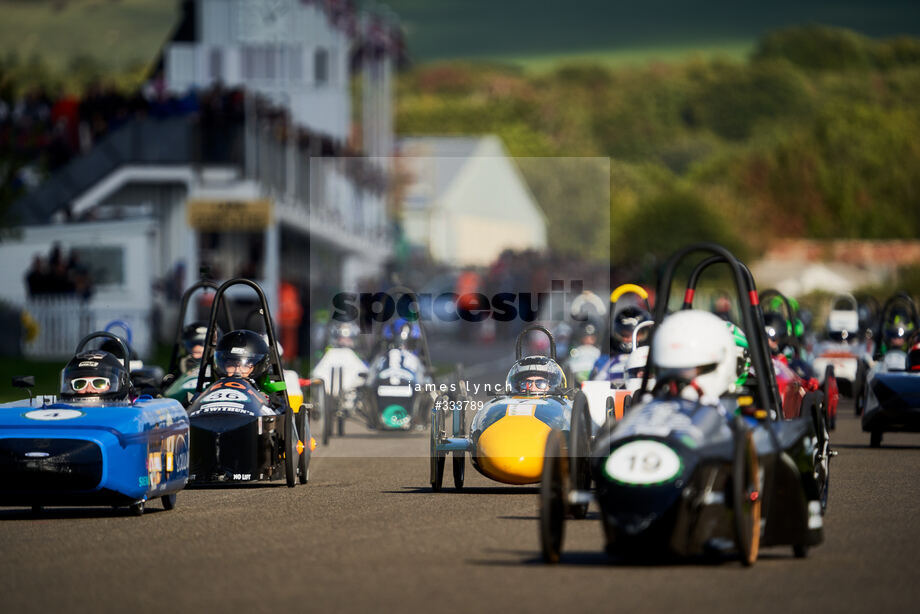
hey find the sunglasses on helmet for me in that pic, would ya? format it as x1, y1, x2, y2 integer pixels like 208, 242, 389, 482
71, 377, 111, 391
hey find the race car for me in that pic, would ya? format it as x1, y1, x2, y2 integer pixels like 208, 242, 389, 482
0, 332, 189, 515
430, 325, 589, 508
355, 288, 437, 432
540, 243, 832, 564
861, 331, 920, 447
161, 279, 235, 406
311, 320, 369, 444
580, 284, 651, 430
187, 278, 312, 486
812, 294, 872, 399
855, 292, 920, 417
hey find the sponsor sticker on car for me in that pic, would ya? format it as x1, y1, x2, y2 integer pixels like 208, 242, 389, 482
377, 385, 413, 397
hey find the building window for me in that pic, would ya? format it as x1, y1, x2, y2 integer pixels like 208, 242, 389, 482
209, 48, 223, 81
287, 45, 303, 82
314, 47, 329, 85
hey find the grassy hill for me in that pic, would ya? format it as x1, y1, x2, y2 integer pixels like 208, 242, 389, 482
2, 0, 920, 73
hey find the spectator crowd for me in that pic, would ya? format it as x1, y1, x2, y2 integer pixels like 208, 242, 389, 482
24, 243, 93, 300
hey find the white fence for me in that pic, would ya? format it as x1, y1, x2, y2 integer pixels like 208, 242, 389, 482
22, 298, 152, 359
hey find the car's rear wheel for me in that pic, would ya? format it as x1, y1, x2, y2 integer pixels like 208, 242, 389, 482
297, 405, 311, 484
540, 429, 568, 564
284, 410, 297, 488
803, 392, 830, 512
870, 430, 883, 448
732, 418, 760, 566
161, 494, 176, 510
568, 392, 592, 519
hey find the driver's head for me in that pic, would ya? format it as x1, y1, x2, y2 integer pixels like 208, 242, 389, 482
884, 308, 914, 349
383, 317, 420, 350
611, 306, 651, 353
214, 330, 270, 381
763, 313, 787, 355
182, 321, 221, 360
329, 320, 359, 348
506, 355, 565, 396
60, 350, 130, 402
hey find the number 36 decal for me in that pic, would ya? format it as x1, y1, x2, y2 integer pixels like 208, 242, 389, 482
604, 440, 682, 485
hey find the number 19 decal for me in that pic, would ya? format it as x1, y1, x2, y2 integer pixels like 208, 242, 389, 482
604, 440, 681, 485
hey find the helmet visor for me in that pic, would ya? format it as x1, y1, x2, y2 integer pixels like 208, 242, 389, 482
215, 351, 267, 377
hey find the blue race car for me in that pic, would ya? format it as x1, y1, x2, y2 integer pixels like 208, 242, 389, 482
0, 332, 189, 515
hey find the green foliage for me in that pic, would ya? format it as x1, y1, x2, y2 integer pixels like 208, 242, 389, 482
753, 26, 874, 71
613, 188, 748, 267
754, 25, 920, 71
687, 59, 815, 140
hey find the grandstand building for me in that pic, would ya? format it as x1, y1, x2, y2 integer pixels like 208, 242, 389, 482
0, 0, 399, 358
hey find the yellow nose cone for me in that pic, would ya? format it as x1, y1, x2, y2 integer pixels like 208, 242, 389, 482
476, 416, 552, 485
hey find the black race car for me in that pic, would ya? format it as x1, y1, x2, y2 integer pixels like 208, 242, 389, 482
187, 278, 311, 487
540, 242, 831, 565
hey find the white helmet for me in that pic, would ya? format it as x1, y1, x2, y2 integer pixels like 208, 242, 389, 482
624, 345, 653, 393
652, 310, 738, 400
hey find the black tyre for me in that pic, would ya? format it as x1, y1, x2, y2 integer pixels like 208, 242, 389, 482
310, 380, 325, 422
129, 501, 145, 516
805, 393, 831, 512
731, 419, 760, 566
297, 405, 311, 484
429, 395, 446, 491
452, 391, 466, 489
284, 409, 297, 488
161, 493, 176, 510
823, 366, 836, 431
568, 391, 592, 519
540, 430, 568, 564
322, 392, 334, 446
870, 430, 882, 448
854, 362, 867, 416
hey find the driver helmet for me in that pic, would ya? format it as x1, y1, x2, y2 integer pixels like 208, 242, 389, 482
727, 322, 752, 388
573, 321, 599, 348
181, 321, 222, 369
610, 306, 651, 354
60, 350, 131, 402
884, 308, 915, 350
329, 320, 360, 349
506, 355, 566, 396
214, 330, 271, 381
383, 317, 421, 350
763, 312, 788, 355
652, 310, 737, 400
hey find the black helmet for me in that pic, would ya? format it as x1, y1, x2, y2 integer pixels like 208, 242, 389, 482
505, 355, 566, 395
214, 329, 271, 380
182, 321, 221, 354
328, 320, 360, 348
883, 308, 915, 350
763, 313, 788, 354
60, 350, 131, 402
611, 306, 650, 353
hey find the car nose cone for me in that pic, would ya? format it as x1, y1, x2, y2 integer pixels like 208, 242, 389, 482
475, 415, 551, 485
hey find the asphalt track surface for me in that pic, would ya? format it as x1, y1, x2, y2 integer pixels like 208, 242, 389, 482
2, 383, 920, 612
